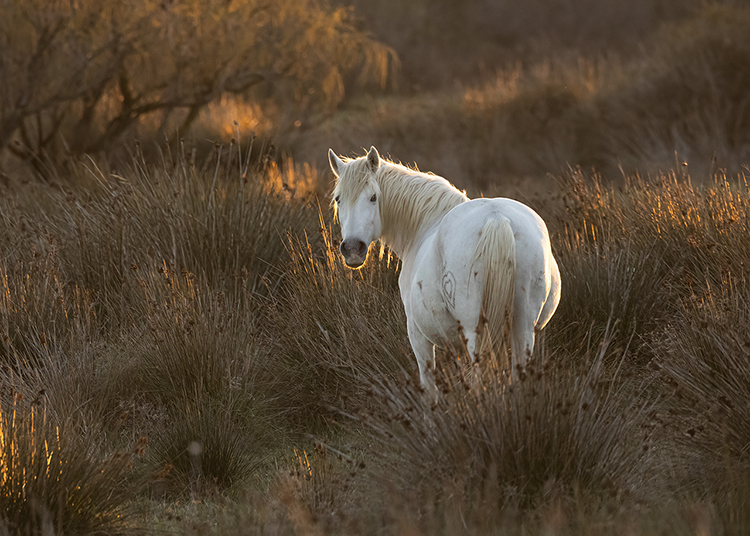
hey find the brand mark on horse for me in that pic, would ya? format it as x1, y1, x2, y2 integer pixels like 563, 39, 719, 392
442, 271, 456, 309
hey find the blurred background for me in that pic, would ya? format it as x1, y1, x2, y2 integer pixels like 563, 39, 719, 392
2, 0, 749, 194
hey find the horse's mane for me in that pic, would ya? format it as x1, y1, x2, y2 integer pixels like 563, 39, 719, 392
334, 154, 468, 254
377, 162, 468, 252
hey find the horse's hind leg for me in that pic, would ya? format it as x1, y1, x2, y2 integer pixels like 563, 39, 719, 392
407, 320, 438, 399
450, 280, 484, 363
511, 259, 561, 378
511, 315, 535, 379
449, 277, 485, 390
510, 278, 546, 380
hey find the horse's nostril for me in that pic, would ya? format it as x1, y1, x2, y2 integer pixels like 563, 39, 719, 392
341, 238, 367, 262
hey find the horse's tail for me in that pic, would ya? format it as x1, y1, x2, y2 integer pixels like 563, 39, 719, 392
472, 217, 516, 357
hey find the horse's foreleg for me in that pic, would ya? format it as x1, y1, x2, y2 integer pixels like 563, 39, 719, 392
407, 321, 438, 399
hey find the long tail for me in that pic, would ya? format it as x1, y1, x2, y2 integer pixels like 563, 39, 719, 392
472, 217, 516, 357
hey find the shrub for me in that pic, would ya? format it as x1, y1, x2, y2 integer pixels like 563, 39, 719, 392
0, 0, 396, 167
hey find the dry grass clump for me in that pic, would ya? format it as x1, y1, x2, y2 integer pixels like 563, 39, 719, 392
264, 224, 412, 428
548, 237, 668, 364
645, 278, 750, 534
0, 229, 96, 363
355, 331, 657, 533
128, 269, 281, 497
131, 267, 265, 408
0, 393, 146, 535
147, 401, 268, 499
549, 168, 750, 362
70, 143, 320, 300
655, 277, 750, 482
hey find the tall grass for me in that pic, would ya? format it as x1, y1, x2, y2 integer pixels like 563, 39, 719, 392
361, 331, 658, 521
124, 269, 278, 496
4, 134, 750, 533
547, 168, 750, 363
0, 394, 145, 534
656, 277, 750, 493
264, 223, 411, 429
0, 143, 327, 509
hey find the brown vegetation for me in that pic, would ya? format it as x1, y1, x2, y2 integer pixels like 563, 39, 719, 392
294, 3, 750, 188
2, 0, 750, 534
1, 143, 750, 533
0, 0, 394, 171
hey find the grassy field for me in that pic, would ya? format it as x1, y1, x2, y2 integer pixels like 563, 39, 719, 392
3, 1, 750, 535
3, 142, 750, 534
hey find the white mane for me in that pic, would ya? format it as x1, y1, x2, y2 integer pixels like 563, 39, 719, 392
334, 156, 468, 255
376, 162, 468, 254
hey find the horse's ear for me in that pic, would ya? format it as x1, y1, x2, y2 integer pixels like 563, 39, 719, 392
328, 148, 344, 177
366, 146, 380, 173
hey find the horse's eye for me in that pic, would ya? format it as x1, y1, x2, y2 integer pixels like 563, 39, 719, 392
370, 194, 377, 203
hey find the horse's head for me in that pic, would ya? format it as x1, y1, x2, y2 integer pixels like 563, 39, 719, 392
329, 146, 382, 268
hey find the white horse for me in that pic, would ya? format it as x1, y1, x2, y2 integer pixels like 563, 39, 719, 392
329, 146, 561, 392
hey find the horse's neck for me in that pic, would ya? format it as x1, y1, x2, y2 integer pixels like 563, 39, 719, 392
381, 222, 427, 259
378, 168, 466, 257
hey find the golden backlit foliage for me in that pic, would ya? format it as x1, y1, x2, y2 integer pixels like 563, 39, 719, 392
0, 394, 143, 533
0, 0, 396, 165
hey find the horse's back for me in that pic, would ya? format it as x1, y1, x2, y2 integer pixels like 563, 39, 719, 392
438, 198, 552, 263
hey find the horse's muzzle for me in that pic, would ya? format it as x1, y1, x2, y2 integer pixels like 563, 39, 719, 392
340, 238, 368, 268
